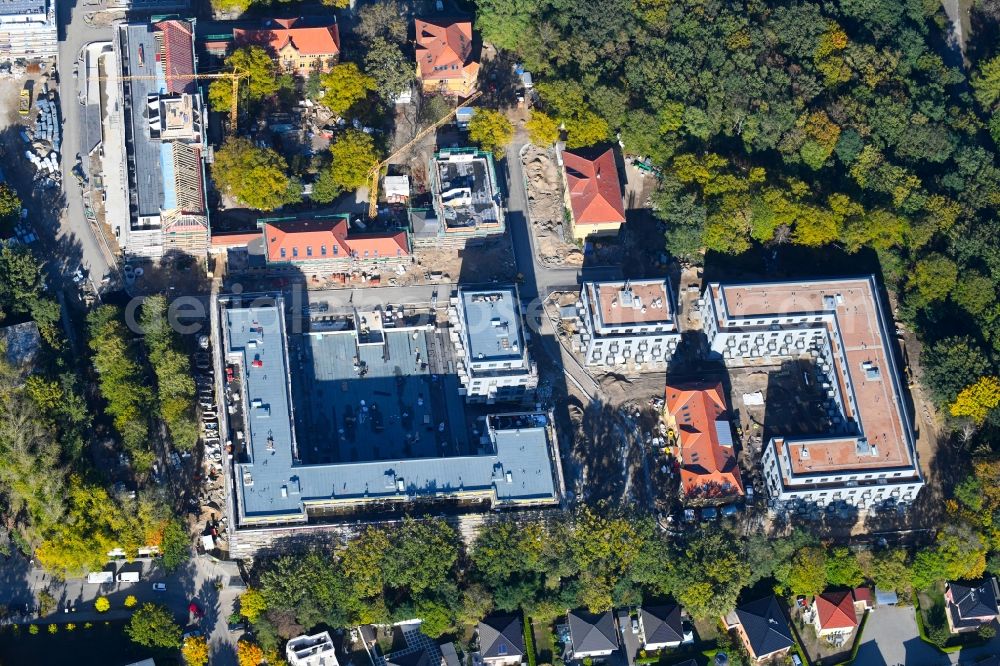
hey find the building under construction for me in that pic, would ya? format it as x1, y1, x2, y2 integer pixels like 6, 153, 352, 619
107, 19, 209, 259
411, 148, 504, 248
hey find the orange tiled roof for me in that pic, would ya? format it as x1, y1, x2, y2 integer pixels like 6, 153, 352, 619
562, 148, 626, 227
263, 217, 408, 262
414, 18, 477, 80
234, 18, 340, 58
665, 381, 744, 499
815, 591, 858, 630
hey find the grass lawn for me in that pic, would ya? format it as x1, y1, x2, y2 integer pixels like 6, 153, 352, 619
533, 619, 556, 665
692, 617, 719, 641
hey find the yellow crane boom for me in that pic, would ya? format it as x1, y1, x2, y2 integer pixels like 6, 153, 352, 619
100, 71, 245, 130
367, 90, 483, 219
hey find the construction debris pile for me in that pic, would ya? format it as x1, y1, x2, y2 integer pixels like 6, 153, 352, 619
23, 82, 61, 188
522, 145, 583, 267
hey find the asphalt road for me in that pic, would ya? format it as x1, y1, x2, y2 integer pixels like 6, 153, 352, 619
55, 2, 116, 290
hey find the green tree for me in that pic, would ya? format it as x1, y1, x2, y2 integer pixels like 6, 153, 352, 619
475, 0, 533, 51
777, 546, 828, 596
382, 518, 459, 595
140, 296, 197, 451
415, 596, 455, 637
908, 253, 958, 305
320, 63, 376, 116
212, 138, 301, 210
920, 337, 991, 405
356, 0, 408, 44
209, 46, 281, 113
0, 184, 20, 237
973, 55, 1000, 111
826, 547, 864, 588
468, 109, 515, 158
328, 130, 380, 191
364, 38, 413, 102
310, 167, 343, 204
126, 603, 182, 649
160, 519, 190, 572
667, 530, 750, 618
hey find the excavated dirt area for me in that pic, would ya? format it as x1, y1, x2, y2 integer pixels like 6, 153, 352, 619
522, 145, 584, 267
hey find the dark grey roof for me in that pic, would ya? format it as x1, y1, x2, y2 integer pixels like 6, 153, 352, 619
224, 297, 557, 521
120, 24, 166, 218
568, 610, 618, 654
950, 578, 1000, 620
0, 0, 46, 17
639, 605, 683, 645
734, 596, 793, 658
478, 615, 524, 659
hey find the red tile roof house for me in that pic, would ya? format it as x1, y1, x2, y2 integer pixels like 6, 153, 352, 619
664, 382, 744, 504
945, 577, 1000, 633
812, 590, 859, 640
414, 18, 480, 97
234, 17, 340, 75
261, 215, 410, 276
560, 146, 627, 241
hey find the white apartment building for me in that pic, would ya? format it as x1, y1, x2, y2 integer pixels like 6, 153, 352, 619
0, 0, 56, 62
449, 286, 537, 404
574, 279, 680, 371
699, 276, 923, 512
286, 631, 339, 666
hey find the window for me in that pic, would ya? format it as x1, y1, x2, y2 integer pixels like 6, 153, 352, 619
321, 245, 327, 256
364, 250, 369, 258
397, 249, 402, 256
373, 249, 379, 258
280, 248, 286, 258
292, 247, 299, 258
306, 246, 313, 257
333, 245, 339, 255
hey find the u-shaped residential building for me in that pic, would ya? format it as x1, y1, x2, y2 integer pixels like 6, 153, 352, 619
699, 276, 923, 511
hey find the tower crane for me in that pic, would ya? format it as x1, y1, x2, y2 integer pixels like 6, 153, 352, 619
100, 71, 246, 130
367, 90, 483, 218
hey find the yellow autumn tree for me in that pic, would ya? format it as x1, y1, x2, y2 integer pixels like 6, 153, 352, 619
238, 588, 266, 624
950, 376, 1000, 424
237, 640, 265, 666
182, 635, 210, 666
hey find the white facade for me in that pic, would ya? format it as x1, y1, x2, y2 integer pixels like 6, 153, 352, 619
575, 279, 681, 371
449, 287, 537, 404
0, 0, 56, 62
699, 277, 923, 512
287, 631, 339, 666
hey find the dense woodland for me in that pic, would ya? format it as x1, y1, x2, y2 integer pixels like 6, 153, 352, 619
476, 0, 1000, 445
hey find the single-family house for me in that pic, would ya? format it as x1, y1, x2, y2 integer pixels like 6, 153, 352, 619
637, 605, 684, 651
477, 615, 525, 666
724, 596, 794, 663
568, 610, 619, 659
234, 17, 340, 75
945, 578, 1000, 633
812, 590, 858, 639
664, 382, 744, 503
560, 146, 626, 240
414, 18, 479, 97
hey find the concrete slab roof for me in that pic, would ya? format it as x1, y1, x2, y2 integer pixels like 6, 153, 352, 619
460, 287, 524, 362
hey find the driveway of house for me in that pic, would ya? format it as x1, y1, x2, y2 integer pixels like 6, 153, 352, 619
852, 604, 1000, 666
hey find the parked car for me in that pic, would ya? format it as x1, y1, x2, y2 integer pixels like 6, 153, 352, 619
153, 583, 166, 592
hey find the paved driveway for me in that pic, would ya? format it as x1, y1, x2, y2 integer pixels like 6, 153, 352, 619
853, 605, 1000, 666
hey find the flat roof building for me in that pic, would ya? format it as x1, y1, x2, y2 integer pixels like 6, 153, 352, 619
450, 286, 537, 404
110, 20, 209, 259
699, 276, 922, 512
286, 631, 338, 666
574, 279, 680, 371
0, 0, 56, 62
420, 149, 503, 248
219, 294, 559, 547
